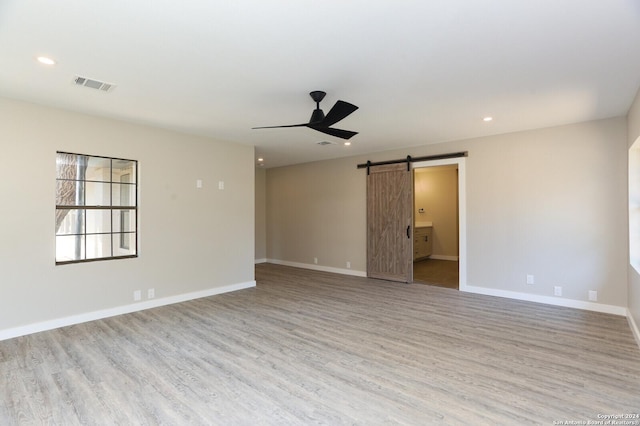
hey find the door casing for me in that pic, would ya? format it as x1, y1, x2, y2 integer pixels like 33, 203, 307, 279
412, 157, 467, 288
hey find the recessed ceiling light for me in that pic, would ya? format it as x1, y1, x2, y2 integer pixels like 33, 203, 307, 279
36, 56, 56, 65
483, 116, 493, 122
344, 142, 351, 146
257, 158, 264, 162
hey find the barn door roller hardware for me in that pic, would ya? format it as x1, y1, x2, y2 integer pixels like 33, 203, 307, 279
359, 151, 467, 174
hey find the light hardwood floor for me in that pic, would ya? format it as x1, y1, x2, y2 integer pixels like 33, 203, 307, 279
1, 263, 639, 425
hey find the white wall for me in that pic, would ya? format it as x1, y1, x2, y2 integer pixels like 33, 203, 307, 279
266, 117, 628, 312
0, 97, 255, 337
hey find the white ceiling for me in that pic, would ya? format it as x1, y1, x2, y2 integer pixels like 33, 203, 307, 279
1, 1, 639, 168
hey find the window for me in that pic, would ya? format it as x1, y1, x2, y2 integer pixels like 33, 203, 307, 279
55, 152, 138, 264
630, 138, 640, 273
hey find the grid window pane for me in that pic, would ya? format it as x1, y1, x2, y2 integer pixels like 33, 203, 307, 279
86, 210, 112, 234
55, 235, 85, 262
114, 233, 136, 255
55, 180, 81, 206
113, 209, 136, 233
56, 153, 87, 180
112, 183, 135, 207
85, 181, 111, 206
85, 157, 111, 182
86, 234, 111, 259
113, 160, 137, 184
56, 209, 84, 236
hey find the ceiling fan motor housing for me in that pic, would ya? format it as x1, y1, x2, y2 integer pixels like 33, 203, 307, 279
309, 108, 325, 124
309, 91, 327, 123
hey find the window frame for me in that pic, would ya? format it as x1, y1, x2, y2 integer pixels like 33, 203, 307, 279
55, 151, 138, 265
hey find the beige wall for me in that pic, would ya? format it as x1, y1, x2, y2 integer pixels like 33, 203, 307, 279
267, 158, 367, 272
266, 117, 628, 309
628, 88, 640, 333
414, 166, 458, 258
0, 97, 255, 334
255, 167, 267, 261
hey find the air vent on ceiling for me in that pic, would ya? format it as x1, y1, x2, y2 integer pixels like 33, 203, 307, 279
73, 76, 116, 92
317, 141, 337, 146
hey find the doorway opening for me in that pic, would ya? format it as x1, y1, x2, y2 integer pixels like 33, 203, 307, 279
413, 165, 458, 289
412, 157, 467, 290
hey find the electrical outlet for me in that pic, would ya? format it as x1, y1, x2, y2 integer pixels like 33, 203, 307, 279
133, 290, 142, 301
218, 181, 224, 190
589, 290, 598, 301
196, 179, 202, 188
526, 275, 534, 285
148, 288, 155, 299
314, 257, 318, 264
554, 286, 562, 297
346, 261, 351, 269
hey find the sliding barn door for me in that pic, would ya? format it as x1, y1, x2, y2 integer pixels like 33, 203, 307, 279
367, 163, 413, 283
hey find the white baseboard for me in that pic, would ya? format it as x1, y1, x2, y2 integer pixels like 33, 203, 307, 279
255, 258, 267, 264
0, 280, 256, 342
628, 309, 640, 350
267, 259, 367, 277
429, 255, 459, 261
460, 283, 627, 316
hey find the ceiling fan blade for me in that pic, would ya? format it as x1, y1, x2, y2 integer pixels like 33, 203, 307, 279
312, 126, 358, 140
252, 123, 308, 129
321, 100, 358, 127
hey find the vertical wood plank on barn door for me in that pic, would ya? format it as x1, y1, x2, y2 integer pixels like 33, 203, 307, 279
367, 163, 413, 282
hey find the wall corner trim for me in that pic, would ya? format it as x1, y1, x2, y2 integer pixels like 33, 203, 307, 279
0, 280, 256, 342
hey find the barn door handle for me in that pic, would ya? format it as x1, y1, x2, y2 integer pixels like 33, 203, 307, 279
407, 225, 411, 239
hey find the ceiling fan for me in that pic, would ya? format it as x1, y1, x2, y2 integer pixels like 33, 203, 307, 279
252, 91, 359, 139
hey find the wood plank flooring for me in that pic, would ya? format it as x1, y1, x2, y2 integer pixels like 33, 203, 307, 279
1, 263, 639, 425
